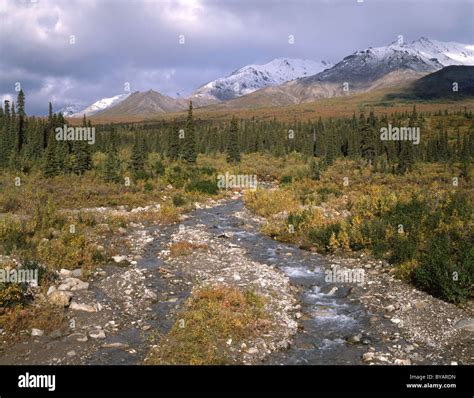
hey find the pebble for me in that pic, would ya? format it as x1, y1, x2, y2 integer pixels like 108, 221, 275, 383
31, 328, 44, 337
89, 330, 106, 339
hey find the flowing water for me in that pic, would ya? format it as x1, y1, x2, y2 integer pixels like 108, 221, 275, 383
89, 198, 391, 365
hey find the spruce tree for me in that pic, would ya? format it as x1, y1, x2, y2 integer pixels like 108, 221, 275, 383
130, 137, 146, 178
103, 145, 121, 183
226, 116, 241, 163
182, 101, 197, 163
359, 124, 377, 165
168, 120, 180, 161
16, 90, 26, 154
43, 133, 59, 177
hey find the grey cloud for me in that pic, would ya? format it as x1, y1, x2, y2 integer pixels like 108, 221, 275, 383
0, 0, 472, 114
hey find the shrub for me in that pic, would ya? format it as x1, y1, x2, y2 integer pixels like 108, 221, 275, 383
413, 229, 473, 303
185, 179, 219, 195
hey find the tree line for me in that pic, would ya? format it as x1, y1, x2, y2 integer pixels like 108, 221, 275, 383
0, 91, 473, 181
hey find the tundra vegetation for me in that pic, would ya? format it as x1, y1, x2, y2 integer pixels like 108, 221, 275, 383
0, 92, 472, 358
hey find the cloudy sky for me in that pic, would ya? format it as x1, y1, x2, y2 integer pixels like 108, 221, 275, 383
0, 0, 473, 114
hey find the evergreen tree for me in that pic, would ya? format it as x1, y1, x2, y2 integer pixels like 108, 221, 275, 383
103, 145, 121, 183
168, 120, 180, 161
16, 90, 26, 153
226, 116, 241, 163
397, 141, 415, 174
43, 133, 59, 177
359, 124, 377, 165
130, 137, 146, 178
182, 101, 197, 163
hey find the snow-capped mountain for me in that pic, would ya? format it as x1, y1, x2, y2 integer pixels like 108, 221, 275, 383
56, 104, 85, 116
192, 58, 333, 100
57, 93, 131, 117
407, 37, 474, 66
302, 37, 474, 85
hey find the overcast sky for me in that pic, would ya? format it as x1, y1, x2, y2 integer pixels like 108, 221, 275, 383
0, 0, 473, 114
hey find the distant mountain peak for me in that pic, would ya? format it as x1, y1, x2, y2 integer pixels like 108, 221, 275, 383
192, 57, 333, 100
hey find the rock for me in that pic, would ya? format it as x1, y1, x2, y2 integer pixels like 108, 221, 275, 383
390, 318, 402, 324
102, 342, 129, 349
295, 312, 302, 319
58, 277, 88, 291
450, 361, 458, 365
117, 227, 127, 235
362, 352, 374, 362
71, 268, 82, 278
67, 350, 76, 357
347, 334, 362, 344
247, 347, 259, 355
59, 268, 72, 277
394, 358, 411, 365
143, 290, 157, 300
31, 328, 44, 337
112, 255, 128, 264
454, 319, 474, 332
47, 286, 57, 296
70, 281, 89, 291
48, 290, 73, 307
89, 330, 106, 339
384, 305, 395, 312
69, 301, 97, 313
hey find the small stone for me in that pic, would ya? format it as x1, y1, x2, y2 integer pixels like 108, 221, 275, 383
71, 268, 82, 278
69, 301, 97, 313
48, 290, 73, 307
31, 328, 44, 337
67, 350, 76, 357
102, 342, 129, 349
394, 358, 411, 365
70, 281, 89, 291
391, 318, 402, 324
362, 352, 374, 362
89, 330, 106, 339
450, 361, 458, 366
59, 269, 72, 277
47, 286, 57, 295
247, 347, 259, 354
226, 338, 232, 345
112, 255, 128, 264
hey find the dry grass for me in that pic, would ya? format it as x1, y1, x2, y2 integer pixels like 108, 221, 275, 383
145, 285, 268, 365
169, 241, 208, 257
0, 304, 66, 343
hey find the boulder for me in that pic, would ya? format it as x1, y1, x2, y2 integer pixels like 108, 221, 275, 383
48, 290, 73, 307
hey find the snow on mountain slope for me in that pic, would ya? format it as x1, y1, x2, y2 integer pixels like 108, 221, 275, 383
301, 38, 474, 86
56, 104, 85, 116
192, 58, 333, 100
407, 37, 474, 66
66, 93, 131, 117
